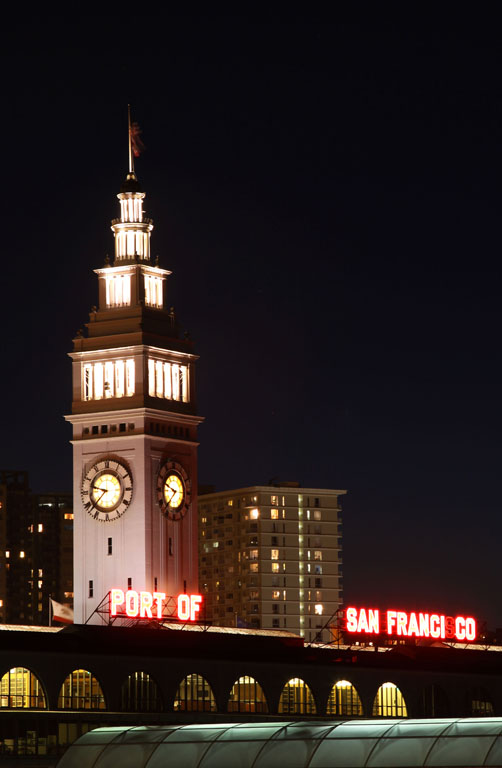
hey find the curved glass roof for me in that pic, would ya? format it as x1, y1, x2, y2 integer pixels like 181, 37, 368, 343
56, 718, 502, 768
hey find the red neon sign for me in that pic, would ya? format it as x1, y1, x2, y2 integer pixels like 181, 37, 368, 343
110, 589, 202, 622
345, 606, 476, 642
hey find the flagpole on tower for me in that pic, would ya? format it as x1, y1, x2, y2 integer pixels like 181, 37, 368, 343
128, 104, 134, 175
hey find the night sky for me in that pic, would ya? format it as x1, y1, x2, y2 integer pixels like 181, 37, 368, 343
2, 19, 501, 629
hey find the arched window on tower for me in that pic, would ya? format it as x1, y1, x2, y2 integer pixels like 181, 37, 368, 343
121, 671, 162, 712
0, 667, 46, 709
58, 669, 106, 710
372, 682, 407, 717
173, 674, 216, 712
326, 680, 363, 716
227, 676, 268, 713
278, 678, 316, 715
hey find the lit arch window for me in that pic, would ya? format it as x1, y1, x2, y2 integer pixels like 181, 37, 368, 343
372, 682, 407, 717
174, 674, 216, 712
121, 671, 162, 712
227, 675, 268, 713
58, 669, 105, 710
278, 678, 316, 715
0, 667, 46, 709
327, 680, 363, 716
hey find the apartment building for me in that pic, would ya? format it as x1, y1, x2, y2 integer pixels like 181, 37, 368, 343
198, 482, 345, 642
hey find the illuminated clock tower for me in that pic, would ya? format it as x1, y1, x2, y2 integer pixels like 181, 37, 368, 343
65, 142, 202, 624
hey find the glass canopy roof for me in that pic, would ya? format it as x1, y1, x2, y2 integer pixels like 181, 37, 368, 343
56, 718, 502, 768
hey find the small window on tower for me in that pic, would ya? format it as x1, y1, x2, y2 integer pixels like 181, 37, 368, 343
107, 538, 112, 556
169, 538, 173, 556
128, 578, 132, 589
89, 580, 93, 598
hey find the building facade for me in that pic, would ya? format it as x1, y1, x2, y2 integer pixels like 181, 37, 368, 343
198, 483, 345, 642
65, 162, 202, 624
0, 471, 73, 626
0, 624, 501, 761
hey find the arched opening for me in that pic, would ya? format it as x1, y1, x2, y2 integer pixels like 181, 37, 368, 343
326, 679, 363, 716
278, 677, 316, 715
121, 671, 162, 712
58, 669, 106, 710
420, 684, 449, 717
372, 682, 407, 717
173, 673, 216, 712
227, 675, 268, 713
468, 687, 494, 716
0, 667, 46, 709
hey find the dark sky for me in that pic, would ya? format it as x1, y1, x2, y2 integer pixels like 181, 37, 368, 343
1, 18, 501, 628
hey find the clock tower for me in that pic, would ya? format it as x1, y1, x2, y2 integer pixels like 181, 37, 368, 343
65, 141, 202, 624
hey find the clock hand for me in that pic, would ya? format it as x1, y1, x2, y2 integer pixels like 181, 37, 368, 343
92, 485, 107, 502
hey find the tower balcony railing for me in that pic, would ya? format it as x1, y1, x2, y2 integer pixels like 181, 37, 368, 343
111, 217, 153, 226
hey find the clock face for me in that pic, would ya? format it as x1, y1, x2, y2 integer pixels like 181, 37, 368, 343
81, 458, 133, 522
157, 461, 191, 520
164, 473, 184, 509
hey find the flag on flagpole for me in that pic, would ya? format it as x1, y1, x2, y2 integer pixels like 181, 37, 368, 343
51, 599, 74, 625
130, 122, 145, 158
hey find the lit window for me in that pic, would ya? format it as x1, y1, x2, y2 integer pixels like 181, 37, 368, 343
314, 551, 322, 561
1, 667, 46, 709
83, 360, 135, 401
271, 509, 279, 519
105, 274, 131, 307
272, 590, 280, 599
271, 563, 279, 573
278, 678, 316, 715
148, 359, 189, 403
250, 509, 260, 520
58, 669, 105, 710
271, 496, 278, 505
314, 510, 321, 521
174, 674, 216, 712
19, 551, 25, 559
372, 682, 408, 717
0, 600, 3, 607
38, 524, 43, 533
38, 569, 43, 577
249, 549, 259, 560
227, 499, 233, 506
227, 675, 268, 713
271, 549, 279, 560
64, 513, 74, 520
250, 563, 259, 572
327, 680, 363, 716
5, 551, 9, 559
315, 604, 323, 615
